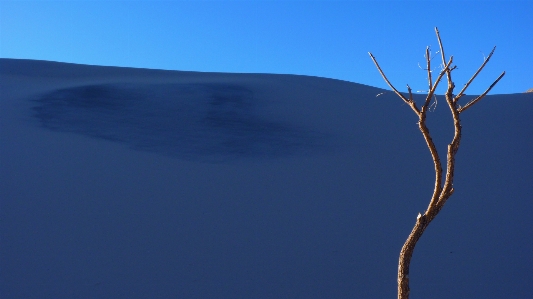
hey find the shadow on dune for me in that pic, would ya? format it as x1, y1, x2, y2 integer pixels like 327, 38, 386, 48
31, 83, 327, 161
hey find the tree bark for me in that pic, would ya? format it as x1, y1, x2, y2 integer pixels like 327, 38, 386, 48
398, 214, 428, 298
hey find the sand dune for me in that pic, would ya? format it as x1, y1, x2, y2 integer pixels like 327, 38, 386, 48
1, 59, 532, 298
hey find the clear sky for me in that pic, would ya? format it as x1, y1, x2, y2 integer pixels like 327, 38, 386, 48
1, 0, 531, 95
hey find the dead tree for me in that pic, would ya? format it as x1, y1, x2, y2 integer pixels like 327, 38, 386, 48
368, 28, 505, 299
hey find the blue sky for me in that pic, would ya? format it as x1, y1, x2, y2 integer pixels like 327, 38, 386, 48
1, 0, 531, 94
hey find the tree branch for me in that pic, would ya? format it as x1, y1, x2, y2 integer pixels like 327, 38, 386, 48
426, 47, 432, 94
407, 84, 414, 103
436, 97, 461, 209
418, 114, 443, 215
458, 71, 506, 113
369, 52, 420, 116
455, 46, 497, 102
422, 47, 433, 110
423, 57, 454, 112
435, 27, 453, 88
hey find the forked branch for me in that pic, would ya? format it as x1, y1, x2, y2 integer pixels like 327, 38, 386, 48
455, 46, 496, 101
423, 56, 455, 112
458, 71, 506, 113
368, 52, 420, 115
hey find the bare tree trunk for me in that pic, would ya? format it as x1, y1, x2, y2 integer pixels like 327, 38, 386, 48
368, 27, 505, 299
398, 215, 428, 298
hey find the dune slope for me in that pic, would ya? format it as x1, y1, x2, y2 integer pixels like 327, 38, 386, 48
1, 59, 532, 299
